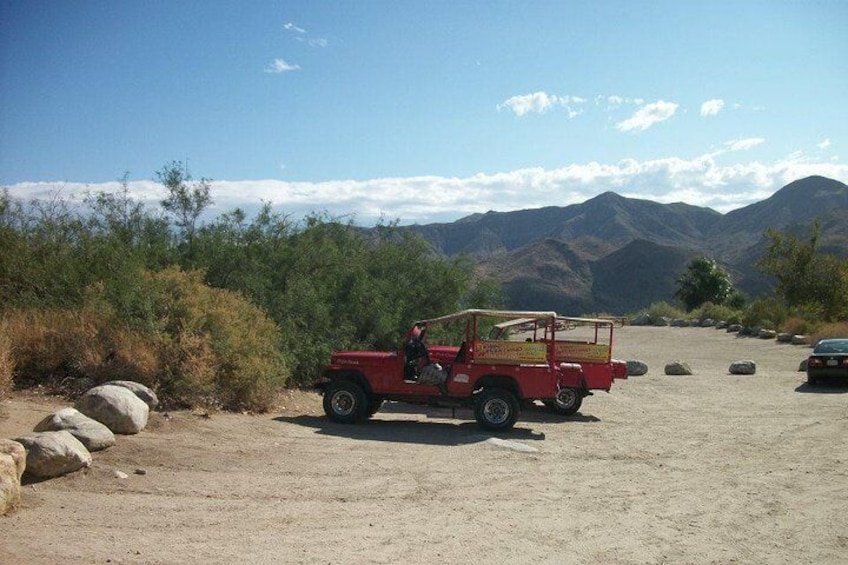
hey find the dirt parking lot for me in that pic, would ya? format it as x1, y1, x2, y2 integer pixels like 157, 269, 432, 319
2, 326, 847, 564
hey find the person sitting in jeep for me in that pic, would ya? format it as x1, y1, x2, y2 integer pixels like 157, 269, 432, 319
404, 326, 429, 382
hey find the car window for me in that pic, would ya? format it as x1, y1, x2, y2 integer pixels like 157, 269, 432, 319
814, 340, 848, 354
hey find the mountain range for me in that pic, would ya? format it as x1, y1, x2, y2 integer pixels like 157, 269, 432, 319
405, 176, 848, 314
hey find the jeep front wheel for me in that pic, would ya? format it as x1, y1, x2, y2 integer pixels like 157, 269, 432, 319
474, 388, 520, 431
545, 387, 583, 416
323, 381, 368, 424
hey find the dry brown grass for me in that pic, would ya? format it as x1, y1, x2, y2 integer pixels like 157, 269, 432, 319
810, 321, 848, 344
1, 268, 289, 412
0, 319, 13, 400
2, 306, 161, 396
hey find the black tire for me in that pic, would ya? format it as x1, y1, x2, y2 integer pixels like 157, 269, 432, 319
474, 388, 520, 431
368, 398, 384, 416
323, 380, 369, 424
545, 387, 583, 416
807, 375, 819, 386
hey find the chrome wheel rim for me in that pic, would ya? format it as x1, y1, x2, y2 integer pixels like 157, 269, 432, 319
556, 388, 577, 410
483, 398, 510, 425
331, 391, 356, 416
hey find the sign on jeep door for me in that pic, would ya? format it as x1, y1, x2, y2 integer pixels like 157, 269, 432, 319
474, 341, 547, 364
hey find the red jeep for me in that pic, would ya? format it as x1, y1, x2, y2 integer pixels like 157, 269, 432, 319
318, 309, 589, 431
490, 316, 628, 415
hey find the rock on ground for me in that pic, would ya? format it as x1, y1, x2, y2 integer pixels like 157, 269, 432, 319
75, 385, 150, 434
665, 361, 692, 375
626, 360, 649, 376
34, 407, 116, 451
0, 439, 26, 515
102, 381, 159, 410
12, 431, 92, 479
729, 360, 757, 375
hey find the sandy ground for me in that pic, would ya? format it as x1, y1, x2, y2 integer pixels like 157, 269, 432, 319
1, 326, 847, 565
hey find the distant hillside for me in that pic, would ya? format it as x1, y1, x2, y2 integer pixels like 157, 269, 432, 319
406, 175, 848, 314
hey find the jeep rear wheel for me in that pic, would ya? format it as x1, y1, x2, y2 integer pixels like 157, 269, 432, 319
323, 381, 368, 424
474, 388, 520, 431
545, 387, 583, 416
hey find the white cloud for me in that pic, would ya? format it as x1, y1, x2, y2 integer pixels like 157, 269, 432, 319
818, 138, 832, 149
598, 95, 644, 109
498, 92, 560, 116
284, 22, 306, 34
726, 138, 765, 151
265, 58, 300, 73
700, 99, 725, 116
498, 92, 585, 117
8, 155, 847, 225
616, 100, 679, 132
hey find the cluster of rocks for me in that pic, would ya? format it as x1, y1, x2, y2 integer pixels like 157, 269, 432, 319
1, 381, 157, 515
629, 313, 810, 345
660, 359, 756, 376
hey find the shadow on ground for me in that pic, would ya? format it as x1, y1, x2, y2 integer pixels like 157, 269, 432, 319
795, 380, 848, 394
274, 401, 598, 446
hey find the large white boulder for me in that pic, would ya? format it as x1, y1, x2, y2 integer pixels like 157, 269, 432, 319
76, 385, 149, 434
34, 407, 116, 451
101, 380, 159, 410
13, 431, 92, 479
1, 439, 26, 515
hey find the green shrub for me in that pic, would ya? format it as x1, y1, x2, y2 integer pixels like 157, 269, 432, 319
646, 301, 685, 321
691, 302, 742, 324
742, 298, 787, 330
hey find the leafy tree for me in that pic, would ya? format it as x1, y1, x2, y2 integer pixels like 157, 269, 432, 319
674, 256, 732, 311
757, 222, 848, 321
156, 161, 212, 262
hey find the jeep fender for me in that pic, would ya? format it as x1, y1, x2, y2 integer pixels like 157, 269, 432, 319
317, 369, 374, 398
472, 375, 522, 398
558, 362, 590, 394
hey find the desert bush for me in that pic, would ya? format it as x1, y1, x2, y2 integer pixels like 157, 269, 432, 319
148, 268, 288, 412
782, 316, 820, 337
646, 301, 685, 321
0, 320, 12, 400
810, 322, 848, 345
4, 269, 288, 412
2, 305, 160, 395
742, 298, 787, 330
691, 302, 741, 324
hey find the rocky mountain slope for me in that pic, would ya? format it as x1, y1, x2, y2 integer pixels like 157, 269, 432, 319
407, 176, 848, 313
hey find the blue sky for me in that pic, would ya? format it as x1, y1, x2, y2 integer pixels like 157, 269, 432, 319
2, 0, 846, 224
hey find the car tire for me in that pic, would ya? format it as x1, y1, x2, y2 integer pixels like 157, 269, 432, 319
807, 375, 819, 386
545, 387, 583, 416
474, 388, 520, 431
323, 380, 368, 424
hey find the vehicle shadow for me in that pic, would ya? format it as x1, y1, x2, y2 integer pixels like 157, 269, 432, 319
795, 381, 848, 394
520, 402, 602, 424
378, 400, 601, 424
274, 413, 546, 446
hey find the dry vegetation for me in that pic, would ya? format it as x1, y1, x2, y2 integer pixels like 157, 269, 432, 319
0, 319, 12, 400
